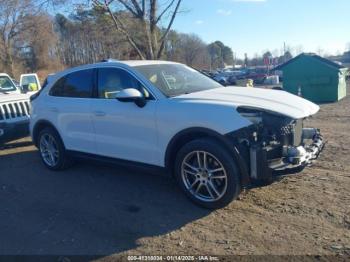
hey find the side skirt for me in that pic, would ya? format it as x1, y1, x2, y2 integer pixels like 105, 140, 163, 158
66, 150, 167, 175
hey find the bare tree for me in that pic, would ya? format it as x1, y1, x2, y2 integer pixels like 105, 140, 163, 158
0, 0, 62, 75
178, 34, 207, 66
0, 0, 32, 75
92, 0, 182, 60
20, 14, 59, 71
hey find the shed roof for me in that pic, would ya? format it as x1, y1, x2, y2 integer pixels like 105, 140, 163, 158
274, 53, 346, 71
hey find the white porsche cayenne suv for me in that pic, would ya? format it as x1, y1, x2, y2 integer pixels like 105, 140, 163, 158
30, 60, 324, 208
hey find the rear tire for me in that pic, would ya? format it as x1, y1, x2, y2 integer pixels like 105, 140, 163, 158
37, 127, 73, 171
174, 138, 241, 209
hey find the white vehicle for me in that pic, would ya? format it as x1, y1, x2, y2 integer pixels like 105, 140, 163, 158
20, 73, 41, 93
0, 73, 36, 144
30, 61, 324, 208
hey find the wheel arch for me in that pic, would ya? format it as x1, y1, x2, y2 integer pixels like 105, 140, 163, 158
32, 120, 63, 148
164, 127, 250, 185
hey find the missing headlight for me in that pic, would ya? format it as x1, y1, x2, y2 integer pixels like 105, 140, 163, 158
236, 107, 298, 146
236, 107, 263, 125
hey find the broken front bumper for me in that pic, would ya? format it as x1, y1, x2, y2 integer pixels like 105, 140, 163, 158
249, 128, 325, 181
268, 128, 325, 171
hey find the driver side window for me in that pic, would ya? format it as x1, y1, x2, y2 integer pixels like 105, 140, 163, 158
97, 68, 151, 99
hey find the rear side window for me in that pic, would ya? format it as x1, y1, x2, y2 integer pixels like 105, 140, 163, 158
50, 69, 93, 98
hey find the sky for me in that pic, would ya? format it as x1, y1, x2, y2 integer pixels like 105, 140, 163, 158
172, 0, 350, 59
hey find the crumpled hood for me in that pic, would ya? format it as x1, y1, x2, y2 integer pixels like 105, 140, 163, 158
0, 92, 31, 103
174, 86, 320, 119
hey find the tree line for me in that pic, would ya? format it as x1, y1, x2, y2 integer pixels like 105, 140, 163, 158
2, 0, 347, 80
0, 0, 235, 79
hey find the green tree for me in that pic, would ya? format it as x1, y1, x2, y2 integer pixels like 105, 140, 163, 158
208, 42, 222, 69
207, 41, 233, 69
222, 46, 234, 65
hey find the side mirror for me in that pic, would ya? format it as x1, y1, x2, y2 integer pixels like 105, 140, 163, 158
115, 88, 146, 108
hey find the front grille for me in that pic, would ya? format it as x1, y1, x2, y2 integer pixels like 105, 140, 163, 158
0, 101, 31, 121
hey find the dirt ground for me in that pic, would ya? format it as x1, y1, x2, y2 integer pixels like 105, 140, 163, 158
0, 87, 349, 259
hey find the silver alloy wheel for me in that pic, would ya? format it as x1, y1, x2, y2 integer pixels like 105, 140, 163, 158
181, 150, 228, 202
39, 133, 59, 167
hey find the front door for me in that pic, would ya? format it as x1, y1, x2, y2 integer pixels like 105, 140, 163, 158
91, 67, 159, 165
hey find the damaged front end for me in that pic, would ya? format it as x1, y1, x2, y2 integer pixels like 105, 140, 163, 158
227, 107, 324, 184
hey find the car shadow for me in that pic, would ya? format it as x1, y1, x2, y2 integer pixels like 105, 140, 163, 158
0, 150, 211, 257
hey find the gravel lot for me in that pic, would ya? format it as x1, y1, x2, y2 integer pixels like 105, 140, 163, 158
0, 87, 349, 259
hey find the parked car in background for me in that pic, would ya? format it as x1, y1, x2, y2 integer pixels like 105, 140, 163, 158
212, 70, 241, 86
30, 60, 324, 208
226, 75, 237, 85
0, 73, 36, 144
242, 68, 268, 84
198, 69, 214, 78
213, 73, 229, 86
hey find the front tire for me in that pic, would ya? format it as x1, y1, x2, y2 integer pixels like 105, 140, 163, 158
38, 127, 72, 170
174, 138, 241, 209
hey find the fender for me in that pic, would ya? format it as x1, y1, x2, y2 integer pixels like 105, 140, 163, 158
32, 119, 62, 147
164, 127, 250, 186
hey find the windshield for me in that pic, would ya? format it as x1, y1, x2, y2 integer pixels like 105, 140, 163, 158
0, 75, 17, 92
133, 64, 222, 97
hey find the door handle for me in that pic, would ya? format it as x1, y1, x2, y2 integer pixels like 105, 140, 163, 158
94, 111, 106, 117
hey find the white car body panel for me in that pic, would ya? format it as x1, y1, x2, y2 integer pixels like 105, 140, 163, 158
91, 99, 159, 164
32, 94, 96, 153
175, 86, 319, 119
30, 61, 321, 167
154, 99, 252, 166
0, 92, 32, 103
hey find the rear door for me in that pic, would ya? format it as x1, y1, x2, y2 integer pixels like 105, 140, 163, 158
44, 69, 96, 153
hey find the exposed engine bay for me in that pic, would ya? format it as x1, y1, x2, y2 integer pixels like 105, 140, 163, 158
231, 107, 325, 183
